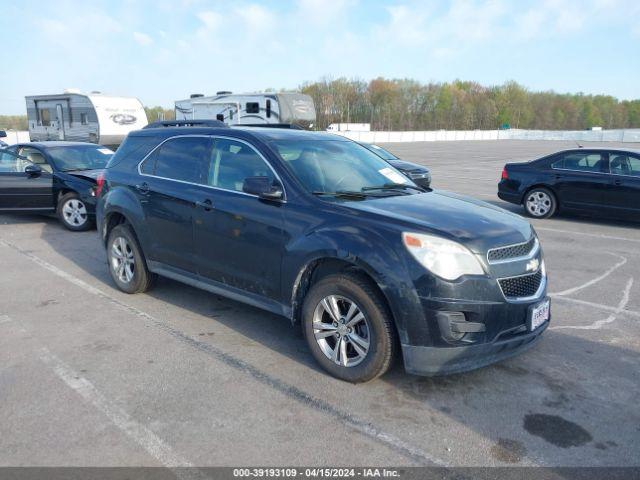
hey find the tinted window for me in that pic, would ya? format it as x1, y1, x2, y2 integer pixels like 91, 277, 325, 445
246, 102, 260, 114
610, 153, 640, 177
154, 137, 210, 183
207, 139, 274, 192
552, 152, 604, 172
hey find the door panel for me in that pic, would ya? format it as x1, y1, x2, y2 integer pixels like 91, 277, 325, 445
194, 138, 286, 299
0, 150, 54, 210
137, 136, 211, 273
604, 153, 640, 215
550, 152, 608, 209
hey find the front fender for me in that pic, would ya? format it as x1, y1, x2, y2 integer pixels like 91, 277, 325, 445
282, 225, 425, 344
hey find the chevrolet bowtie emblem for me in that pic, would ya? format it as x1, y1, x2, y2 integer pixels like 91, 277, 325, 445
526, 258, 540, 273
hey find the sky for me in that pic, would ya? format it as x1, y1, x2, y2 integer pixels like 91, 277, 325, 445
0, 0, 639, 114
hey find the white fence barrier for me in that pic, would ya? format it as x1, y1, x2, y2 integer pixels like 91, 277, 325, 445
332, 128, 640, 143
1, 130, 30, 145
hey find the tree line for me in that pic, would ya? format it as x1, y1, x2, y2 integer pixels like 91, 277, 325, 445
300, 78, 640, 131
2, 79, 639, 132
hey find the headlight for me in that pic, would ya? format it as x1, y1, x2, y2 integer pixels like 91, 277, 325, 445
402, 232, 485, 281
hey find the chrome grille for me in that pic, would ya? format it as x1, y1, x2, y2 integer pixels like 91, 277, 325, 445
498, 270, 543, 299
488, 237, 536, 263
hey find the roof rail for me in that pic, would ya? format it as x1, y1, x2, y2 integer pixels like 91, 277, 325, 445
143, 120, 228, 129
236, 123, 304, 130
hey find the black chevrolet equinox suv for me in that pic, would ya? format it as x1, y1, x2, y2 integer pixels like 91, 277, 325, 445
97, 121, 550, 382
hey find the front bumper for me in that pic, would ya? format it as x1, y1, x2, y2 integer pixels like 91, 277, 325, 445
401, 296, 550, 376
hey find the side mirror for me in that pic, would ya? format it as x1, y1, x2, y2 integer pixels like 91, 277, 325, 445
242, 176, 284, 200
25, 164, 43, 176
0, 130, 6, 138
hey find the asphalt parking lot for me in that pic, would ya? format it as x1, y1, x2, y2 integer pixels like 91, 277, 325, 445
1, 140, 639, 468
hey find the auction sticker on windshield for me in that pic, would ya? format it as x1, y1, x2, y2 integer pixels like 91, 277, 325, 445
379, 167, 409, 184
529, 299, 550, 331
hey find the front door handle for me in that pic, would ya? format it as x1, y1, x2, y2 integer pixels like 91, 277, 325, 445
196, 199, 214, 211
135, 182, 150, 195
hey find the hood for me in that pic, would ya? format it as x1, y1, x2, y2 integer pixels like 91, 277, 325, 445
343, 190, 532, 253
388, 159, 429, 173
63, 169, 104, 182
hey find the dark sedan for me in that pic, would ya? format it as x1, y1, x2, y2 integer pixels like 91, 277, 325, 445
358, 142, 431, 188
498, 148, 640, 219
0, 142, 113, 230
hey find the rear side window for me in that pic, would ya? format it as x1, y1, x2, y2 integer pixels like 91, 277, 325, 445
552, 153, 604, 172
147, 137, 211, 183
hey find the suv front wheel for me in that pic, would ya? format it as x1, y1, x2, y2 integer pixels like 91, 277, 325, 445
302, 272, 396, 383
107, 224, 156, 294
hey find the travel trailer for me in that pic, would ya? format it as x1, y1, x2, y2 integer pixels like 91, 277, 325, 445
175, 92, 316, 129
26, 90, 148, 148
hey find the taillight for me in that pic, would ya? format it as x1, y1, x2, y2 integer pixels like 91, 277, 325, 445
501, 167, 508, 180
95, 172, 105, 197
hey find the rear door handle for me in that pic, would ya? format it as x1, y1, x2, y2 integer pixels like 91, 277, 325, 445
196, 199, 214, 211
614, 179, 623, 186
135, 182, 150, 194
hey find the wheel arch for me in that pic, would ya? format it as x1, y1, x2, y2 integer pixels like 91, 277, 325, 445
522, 184, 560, 212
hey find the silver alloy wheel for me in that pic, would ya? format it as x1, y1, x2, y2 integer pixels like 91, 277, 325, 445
110, 236, 135, 284
526, 190, 552, 217
312, 295, 370, 367
62, 199, 88, 227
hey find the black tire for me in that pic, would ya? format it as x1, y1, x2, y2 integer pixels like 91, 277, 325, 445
302, 272, 397, 383
106, 224, 156, 294
523, 187, 557, 219
57, 192, 94, 231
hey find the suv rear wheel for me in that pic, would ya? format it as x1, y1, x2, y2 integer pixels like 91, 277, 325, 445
107, 224, 156, 294
302, 272, 396, 383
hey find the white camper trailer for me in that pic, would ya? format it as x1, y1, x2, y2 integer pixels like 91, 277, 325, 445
26, 90, 148, 148
175, 92, 316, 129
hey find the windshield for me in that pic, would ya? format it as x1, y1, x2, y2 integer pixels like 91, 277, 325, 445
360, 143, 398, 161
271, 140, 414, 195
47, 145, 114, 171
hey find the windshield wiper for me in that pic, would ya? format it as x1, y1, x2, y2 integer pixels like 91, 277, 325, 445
312, 190, 368, 199
362, 183, 425, 193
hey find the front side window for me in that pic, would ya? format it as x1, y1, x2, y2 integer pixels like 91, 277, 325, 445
552, 153, 604, 172
18, 147, 53, 173
270, 140, 411, 194
46, 145, 114, 171
610, 153, 640, 177
153, 137, 210, 183
207, 139, 274, 192
0, 150, 31, 173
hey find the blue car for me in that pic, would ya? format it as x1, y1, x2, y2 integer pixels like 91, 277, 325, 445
97, 121, 549, 382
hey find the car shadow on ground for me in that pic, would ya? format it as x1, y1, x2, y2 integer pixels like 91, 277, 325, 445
4, 212, 638, 466
487, 199, 640, 230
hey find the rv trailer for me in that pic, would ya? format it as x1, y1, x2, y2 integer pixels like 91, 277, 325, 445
175, 92, 316, 129
26, 90, 148, 148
